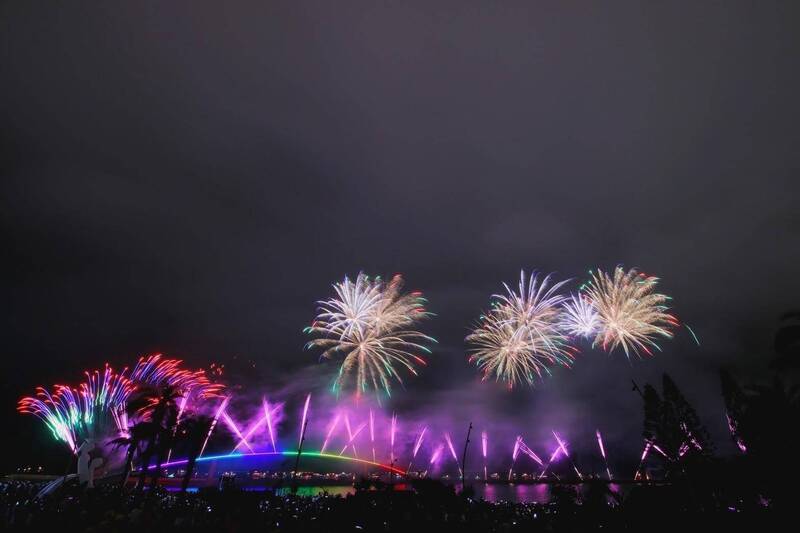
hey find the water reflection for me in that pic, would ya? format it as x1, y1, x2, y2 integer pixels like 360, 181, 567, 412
260, 483, 623, 503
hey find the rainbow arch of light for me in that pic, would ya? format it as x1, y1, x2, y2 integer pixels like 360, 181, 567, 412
155, 450, 407, 475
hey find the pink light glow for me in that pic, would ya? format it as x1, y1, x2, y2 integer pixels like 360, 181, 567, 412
320, 413, 340, 454
390, 413, 397, 463
222, 412, 253, 453
552, 431, 569, 457
339, 421, 366, 456
263, 398, 278, 453
512, 436, 521, 461
200, 396, 230, 457
429, 444, 444, 465
412, 426, 427, 458
596, 429, 606, 459
298, 393, 311, 447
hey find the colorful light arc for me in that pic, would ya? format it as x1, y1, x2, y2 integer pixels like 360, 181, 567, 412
154, 450, 406, 475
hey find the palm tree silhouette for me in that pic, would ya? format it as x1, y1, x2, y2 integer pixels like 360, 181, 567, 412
125, 385, 182, 491
108, 421, 157, 491
176, 414, 213, 492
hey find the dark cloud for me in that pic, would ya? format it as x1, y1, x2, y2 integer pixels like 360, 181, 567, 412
2, 1, 799, 471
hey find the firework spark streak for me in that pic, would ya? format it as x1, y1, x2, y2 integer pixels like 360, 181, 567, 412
508, 436, 522, 480
444, 433, 463, 477
231, 416, 264, 453
583, 267, 678, 358
298, 394, 311, 448
305, 273, 435, 398
369, 410, 375, 461
232, 401, 282, 454
518, 440, 543, 466
200, 396, 230, 458
537, 439, 565, 480
651, 443, 669, 458
339, 422, 367, 456
552, 431, 582, 479
263, 398, 278, 453
429, 444, 444, 466
596, 429, 612, 480
634, 441, 652, 480
222, 412, 253, 453
390, 413, 397, 464
467, 271, 575, 388
407, 426, 427, 472
166, 395, 190, 462
320, 413, 341, 454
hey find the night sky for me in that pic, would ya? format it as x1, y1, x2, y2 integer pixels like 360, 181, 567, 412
2, 2, 799, 472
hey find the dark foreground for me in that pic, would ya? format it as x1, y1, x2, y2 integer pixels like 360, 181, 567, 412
0, 479, 781, 532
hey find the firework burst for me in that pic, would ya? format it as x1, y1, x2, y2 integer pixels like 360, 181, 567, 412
560, 293, 600, 338
130, 353, 225, 399
467, 271, 575, 388
305, 272, 435, 398
17, 365, 134, 452
583, 267, 678, 357
18, 354, 224, 452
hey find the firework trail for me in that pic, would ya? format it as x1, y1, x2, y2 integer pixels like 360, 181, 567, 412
369, 410, 376, 462
231, 415, 263, 453
634, 441, 652, 480
222, 411, 253, 452
166, 395, 189, 462
651, 443, 669, 458
408, 426, 427, 472
320, 413, 341, 454
583, 267, 678, 358
552, 431, 582, 480
426, 444, 444, 476
263, 398, 278, 453
343, 415, 354, 457
232, 401, 282, 454
560, 293, 600, 338
596, 429, 612, 480
467, 271, 575, 388
298, 393, 311, 448
537, 434, 568, 480
508, 436, 522, 480
537, 447, 562, 480
482, 431, 488, 481
339, 421, 367, 456
305, 273, 435, 398
444, 432, 463, 477
200, 396, 230, 458
390, 413, 397, 464
518, 439, 543, 466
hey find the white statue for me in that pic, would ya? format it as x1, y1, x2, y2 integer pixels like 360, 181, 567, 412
76, 439, 104, 488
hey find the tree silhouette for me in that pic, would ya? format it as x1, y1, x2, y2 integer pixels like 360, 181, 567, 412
642, 374, 713, 474
176, 414, 213, 492
721, 372, 800, 508
773, 311, 800, 370
108, 421, 157, 491
125, 385, 182, 491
